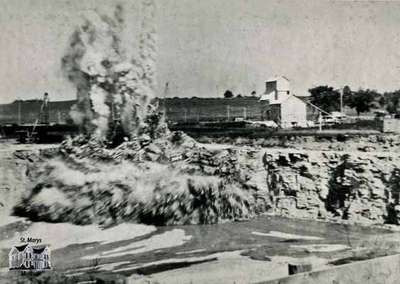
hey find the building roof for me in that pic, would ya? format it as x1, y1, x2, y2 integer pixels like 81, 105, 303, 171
15, 244, 28, 252
11, 244, 49, 254
260, 93, 306, 106
266, 75, 290, 82
32, 247, 46, 254
260, 95, 287, 104
260, 92, 291, 104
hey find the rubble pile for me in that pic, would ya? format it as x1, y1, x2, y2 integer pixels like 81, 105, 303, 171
14, 133, 272, 226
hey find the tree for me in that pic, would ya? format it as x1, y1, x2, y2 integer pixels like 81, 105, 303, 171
379, 95, 386, 108
342, 86, 353, 106
308, 85, 341, 113
251, 90, 257, 96
347, 89, 377, 116
385, 90, 400, 114
223, 90, 234, 98
342, 85, 352, 97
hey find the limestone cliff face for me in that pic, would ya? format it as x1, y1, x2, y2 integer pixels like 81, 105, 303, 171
0, 148, 38, 217
263, 150, 400, 225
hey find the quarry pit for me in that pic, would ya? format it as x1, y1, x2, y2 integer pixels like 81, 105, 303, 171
2, 134, 400, 283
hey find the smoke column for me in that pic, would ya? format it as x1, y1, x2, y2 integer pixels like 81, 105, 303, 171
61, 0, 158, 141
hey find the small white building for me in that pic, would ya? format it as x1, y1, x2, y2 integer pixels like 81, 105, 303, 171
9, 244, 51, 270
260, 76, 307, 128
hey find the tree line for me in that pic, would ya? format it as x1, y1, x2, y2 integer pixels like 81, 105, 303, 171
309, 85, 400, 116
223, 90, 257, 98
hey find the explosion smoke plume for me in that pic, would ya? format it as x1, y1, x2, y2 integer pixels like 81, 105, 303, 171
61, 1, 159, 141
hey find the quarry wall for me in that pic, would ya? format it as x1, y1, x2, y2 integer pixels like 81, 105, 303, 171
264, 149, 400, 225
8, 134, 400, 227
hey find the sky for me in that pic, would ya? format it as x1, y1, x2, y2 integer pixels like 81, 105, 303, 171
1, 0, 400, 103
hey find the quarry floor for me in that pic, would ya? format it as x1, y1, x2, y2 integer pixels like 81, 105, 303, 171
1, 140, 400, 283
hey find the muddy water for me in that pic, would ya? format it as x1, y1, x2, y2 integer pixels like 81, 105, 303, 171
175, 215, 391, 257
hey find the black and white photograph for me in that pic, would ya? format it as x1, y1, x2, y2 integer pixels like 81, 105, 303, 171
1, 0, 400, 283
